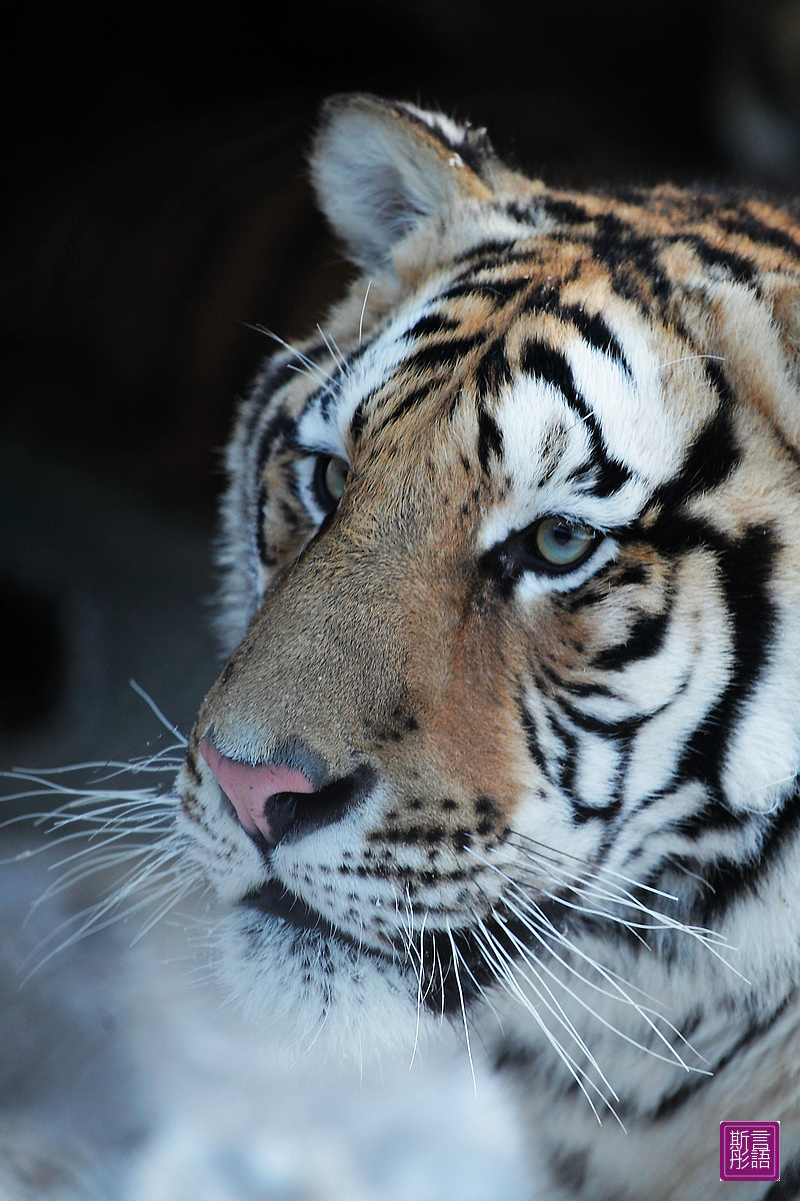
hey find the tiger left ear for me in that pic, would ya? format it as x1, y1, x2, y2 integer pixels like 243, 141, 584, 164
309, 93, 499, 273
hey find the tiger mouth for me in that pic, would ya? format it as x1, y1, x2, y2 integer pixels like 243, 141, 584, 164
242, 878, 502, 1018
242, 878, 393, 964
243, 878, 341, 936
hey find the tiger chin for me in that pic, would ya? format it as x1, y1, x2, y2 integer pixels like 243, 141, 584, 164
175, 94, 800, 1199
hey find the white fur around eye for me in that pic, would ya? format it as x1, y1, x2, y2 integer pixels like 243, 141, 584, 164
515, 537, 618, 602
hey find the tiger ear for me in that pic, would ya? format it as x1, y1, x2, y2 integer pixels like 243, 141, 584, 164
310, 94, 499, 272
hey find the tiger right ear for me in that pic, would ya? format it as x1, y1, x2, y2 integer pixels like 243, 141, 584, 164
310, 94, 499, 273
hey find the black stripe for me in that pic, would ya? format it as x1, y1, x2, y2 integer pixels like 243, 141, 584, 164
552, 696, 648, 740
539, 669, 618, 702
684, 787, 800, 927
520, 338, 585, 409
675, 523, 777, 803
407, 313, 461, 339
253, 406, 297, 566
583, 212, 672, 307
474, 339, 512, 401
454, 238, 518, 264
380, 383, 435, 429
542, 197, 591, 225
651, 394, 740, 518
521, 280, 562, 315
520, 282, 632, 376
406, 334, 484, 373
649, 989, 795, 1121
350, 399, 367, 443
560, 304, 631, 376
442, 275, 531, 306
255, 484, 276, 567
450, 245, 554, 277
240, 352, 298, 445
690, 234, 757, 284
477, 408, 504, 473
546, 713, 584, 814
719, 210, 800, 259
520, 339, 631, 497
255, 405, 296, 481
518, 698, 548, 774
548, 710, 625, 824
590, 608, 672, 671
569, 796, 623, 824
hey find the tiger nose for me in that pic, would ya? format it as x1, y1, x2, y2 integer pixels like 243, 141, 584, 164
200, 739, 315, 842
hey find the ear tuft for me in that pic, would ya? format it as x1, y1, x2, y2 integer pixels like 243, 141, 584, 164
309, 94, 498, 272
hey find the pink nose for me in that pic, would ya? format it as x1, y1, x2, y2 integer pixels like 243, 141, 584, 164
200, 739, 315, 842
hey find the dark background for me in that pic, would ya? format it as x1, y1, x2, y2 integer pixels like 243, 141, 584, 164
3, 0, 800, 770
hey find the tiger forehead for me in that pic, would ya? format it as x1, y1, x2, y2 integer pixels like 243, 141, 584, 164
340, 256, 699, 464
290, 185, 800, 482
350, 256, 629, 431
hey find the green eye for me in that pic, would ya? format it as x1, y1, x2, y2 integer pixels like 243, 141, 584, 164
314, 454, 349, 511
534, 516, 597, 568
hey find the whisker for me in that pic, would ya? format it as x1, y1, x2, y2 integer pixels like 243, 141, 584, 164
446, 919, 477, 1097
409, 908, 427, 1070
1, 691, 197, 983
481, 916, 620, 1086
498, 836, 739, 966
316, 323, 349, 375
496, 901, 708, 1073
474, 921, 616, 1125
247, 324, 333, 389
358, 280, 373, 344
658, 353, 726, 370
128, 679, 188, 746
506, 830, 682, 903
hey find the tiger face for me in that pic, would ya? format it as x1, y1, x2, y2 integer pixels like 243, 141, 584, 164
176, 95, 800, 1192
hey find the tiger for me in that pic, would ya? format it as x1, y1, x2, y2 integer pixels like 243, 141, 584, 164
175, 94, 800, 1200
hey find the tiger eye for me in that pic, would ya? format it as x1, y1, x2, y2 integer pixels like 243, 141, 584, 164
316, 455, 348, 506
535, 517, 596, 568
324, 456, 348, 502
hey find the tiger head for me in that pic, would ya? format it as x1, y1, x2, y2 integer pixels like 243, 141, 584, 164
176, 95, 800, 1088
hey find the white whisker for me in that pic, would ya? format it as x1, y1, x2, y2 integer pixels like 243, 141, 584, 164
496, 902, 708, 1074
409, 908, 427, 1070
474, 920, 615, 1126
445, 920, 477, 1097
358, 280, 372, 344
128, 679, 188, 746
248, 324, 333, 390
316, 323, 349, 375
658, 353, 726, 370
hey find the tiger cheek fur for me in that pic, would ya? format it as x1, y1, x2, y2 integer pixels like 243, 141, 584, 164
176, 94, 800, 1199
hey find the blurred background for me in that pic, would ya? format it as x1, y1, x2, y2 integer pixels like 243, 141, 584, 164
2, 1, 800, 1197
5, 0, 800, 770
